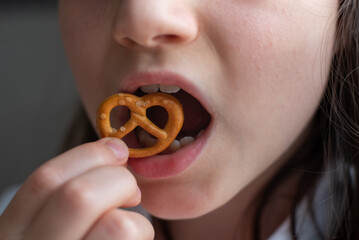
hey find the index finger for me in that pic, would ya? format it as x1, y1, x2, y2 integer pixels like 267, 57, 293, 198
0, 138, 128, 236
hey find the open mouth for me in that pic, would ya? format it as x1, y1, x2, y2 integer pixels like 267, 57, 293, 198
113, 84, 211, 155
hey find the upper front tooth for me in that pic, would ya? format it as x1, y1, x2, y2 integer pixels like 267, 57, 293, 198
140, 84, 159, 93
159, 85, 181, 93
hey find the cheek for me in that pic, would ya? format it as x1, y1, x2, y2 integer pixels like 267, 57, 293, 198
207, 1, 336, 80
205, 0, 336, 135
59, 0, 113, 60
59, 0, 116, 118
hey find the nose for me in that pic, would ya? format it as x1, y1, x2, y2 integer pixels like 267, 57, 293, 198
113, 0, 198, 48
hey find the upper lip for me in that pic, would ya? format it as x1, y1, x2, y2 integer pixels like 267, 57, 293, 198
120, 70, 213, 115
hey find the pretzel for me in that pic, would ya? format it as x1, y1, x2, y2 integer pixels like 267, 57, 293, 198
96, 92, 184, 158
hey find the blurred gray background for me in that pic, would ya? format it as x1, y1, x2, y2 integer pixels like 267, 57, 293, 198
0, 1, 80, 194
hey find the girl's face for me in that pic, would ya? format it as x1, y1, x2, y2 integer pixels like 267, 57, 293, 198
59, 0, 337, 219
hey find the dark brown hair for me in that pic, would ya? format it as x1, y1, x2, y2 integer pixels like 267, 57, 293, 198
321, 0, 359, 237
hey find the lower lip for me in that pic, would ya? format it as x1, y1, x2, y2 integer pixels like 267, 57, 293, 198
128, 122, 212, 179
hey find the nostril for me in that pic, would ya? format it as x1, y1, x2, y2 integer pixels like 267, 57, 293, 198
153, 34, 182, 44
118, 35, 181, 48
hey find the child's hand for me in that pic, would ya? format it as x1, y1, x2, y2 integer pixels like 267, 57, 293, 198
0, 138, 154, 240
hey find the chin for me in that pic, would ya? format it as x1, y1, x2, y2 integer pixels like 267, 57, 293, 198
142, 195, 217, 220
137, 179, 231, 220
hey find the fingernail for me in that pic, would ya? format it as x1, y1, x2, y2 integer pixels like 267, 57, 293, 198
103, 138, 128, 162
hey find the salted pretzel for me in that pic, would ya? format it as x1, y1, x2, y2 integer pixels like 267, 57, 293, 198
97, 92, 184, 158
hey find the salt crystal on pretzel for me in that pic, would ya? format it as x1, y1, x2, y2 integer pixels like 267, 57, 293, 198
96, 92, 184, 158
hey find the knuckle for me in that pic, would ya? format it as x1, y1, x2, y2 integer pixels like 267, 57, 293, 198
101, 211, 152, 239
59, 179, 97, 212
119, 167, 137, 185
28, 166, 59, 197
126, 212, 155, 240
117, 168, 139, 195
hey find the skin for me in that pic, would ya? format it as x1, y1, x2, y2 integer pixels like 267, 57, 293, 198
0, 0, 338, 239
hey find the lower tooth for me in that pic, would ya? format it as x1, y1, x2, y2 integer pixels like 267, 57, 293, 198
180, 136, 195, 147
169, 140, 181, 152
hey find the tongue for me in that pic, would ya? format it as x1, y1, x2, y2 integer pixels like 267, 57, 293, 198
147, 90, 210, 133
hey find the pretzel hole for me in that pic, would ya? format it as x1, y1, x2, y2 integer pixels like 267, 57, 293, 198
146, 106, 169, 129
110, 105, 131, 129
